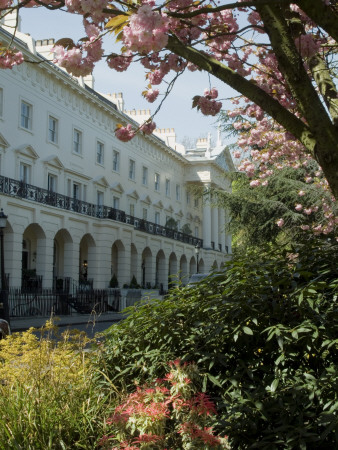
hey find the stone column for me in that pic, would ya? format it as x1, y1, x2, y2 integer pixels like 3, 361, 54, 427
118, 247, 130, 288
202, 185, 212, 249
94, 232, 112, 289
211, 206, 219, 251
5, 227, 23, 287
219, 208, 226, 253
36, 230, 54, 289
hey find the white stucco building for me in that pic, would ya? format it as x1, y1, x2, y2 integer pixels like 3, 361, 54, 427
0, 18, 233, 292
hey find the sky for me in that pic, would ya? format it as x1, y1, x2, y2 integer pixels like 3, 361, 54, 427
19, 7, 238, 145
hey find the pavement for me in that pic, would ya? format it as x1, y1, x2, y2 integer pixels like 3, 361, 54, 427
9, 311, 125, 332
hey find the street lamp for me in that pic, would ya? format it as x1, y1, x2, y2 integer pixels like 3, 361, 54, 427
0, 209, 9, 323
195, 242, 200, 274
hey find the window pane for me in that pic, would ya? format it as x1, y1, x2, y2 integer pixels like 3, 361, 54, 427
97, 142, 104, 164
73, 129, 82, 153
129, 160, 135, 179
21, 102, 31, 129
20, 163, 30, 183
48, 116, 58, 143
142, 167, 148, 185
48, 174, 57, 192
113, 151, 120, 171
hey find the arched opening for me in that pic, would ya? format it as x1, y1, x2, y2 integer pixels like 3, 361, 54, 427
155, 249, 166, 291
22, 223, 46, 289
189, 256, 197, 278
53, 228, 73, 290
168, 252, 178, 288
141, 247, 152, 289
111, 240, 125, 288
79, 233, 96, 287
179, 254, 188, 285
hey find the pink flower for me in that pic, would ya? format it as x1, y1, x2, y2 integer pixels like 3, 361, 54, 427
298, 190, 306, 196
0, 48, 24, 69
249, 180, 260, 187
123, 5, 169, 54
233, 150, 241, 158
295, 204, 303, 211
276, 218, 284, 227
144, 88, 159, 103
140, 120, 156, 135
115, 124, 135, 142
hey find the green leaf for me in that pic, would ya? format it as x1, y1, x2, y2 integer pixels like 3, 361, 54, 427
270, 379, 279, 393
243, 326, 253, 335
207, 373, 222, 388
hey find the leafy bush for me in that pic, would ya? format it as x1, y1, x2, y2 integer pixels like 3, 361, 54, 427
0, 321, 110, 449
99, 360, 229, 449
97, 241, 338, 449
110, 273, 119, 288
130, 275, 140, 289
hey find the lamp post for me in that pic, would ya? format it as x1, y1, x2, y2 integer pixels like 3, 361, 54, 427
0, 209, 9, 323
195, 242, 200, 274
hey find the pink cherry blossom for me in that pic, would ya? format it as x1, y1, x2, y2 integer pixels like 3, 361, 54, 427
140, 120, 156, 134
0, 47, 24, 69
123, 5, 169, 54
276, 219, 284, 227
115, 124, 135, 142
144, 88, 159, 103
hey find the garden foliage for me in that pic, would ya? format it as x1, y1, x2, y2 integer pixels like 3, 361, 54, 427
97, 241, 338, 449
99, 360, 229, 449
0, 321, 109, 449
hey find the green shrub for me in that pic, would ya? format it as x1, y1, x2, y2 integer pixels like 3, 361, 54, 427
97, 242, 338, 449
109, 273, 119, 288
0, 321, 111, 449
129, 275, 140, 289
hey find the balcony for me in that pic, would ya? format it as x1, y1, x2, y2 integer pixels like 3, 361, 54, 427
0, 175, 203, 247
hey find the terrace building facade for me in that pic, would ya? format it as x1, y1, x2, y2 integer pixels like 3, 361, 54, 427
0, 18, 233, 293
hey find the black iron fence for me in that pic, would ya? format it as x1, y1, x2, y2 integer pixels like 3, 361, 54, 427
8, 287, 121, 318
0, 175, 203, 247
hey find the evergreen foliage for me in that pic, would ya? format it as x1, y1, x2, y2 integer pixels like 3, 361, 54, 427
210, 166, 337, 248
97, 241, 338, 449
109, 273, 119, 288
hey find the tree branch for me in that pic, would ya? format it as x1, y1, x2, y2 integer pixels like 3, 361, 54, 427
166, 35, 315, 152
295, 0, 338, 43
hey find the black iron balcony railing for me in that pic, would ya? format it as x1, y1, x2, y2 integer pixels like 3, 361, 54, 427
0, 175, 203, 247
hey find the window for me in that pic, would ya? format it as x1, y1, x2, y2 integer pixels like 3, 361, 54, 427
143, 208, 148, 220
113, 196, 120, 209
177, 220, 181, 230
96, 141, 104, 165
73, 183, 80, 199
97, 191, 104, 206
0, 88, 3, 118
155, 211, 160, 225
73, 129, 82, 154
176, 184, 181, 201
21, 101, 32, 130
48, 173, 57, 192
194, 197, 199, 208
48, 116, 58, 143
129, 159, 135, 180
154, 173, 160, 191
130, 204, 135, 216
113, 150, 120, 172
165, 179, 170, 197
20, 163, 31, 183
142, 166, 148, 185
195, 226, 199, 238
186, 191, 191, 205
